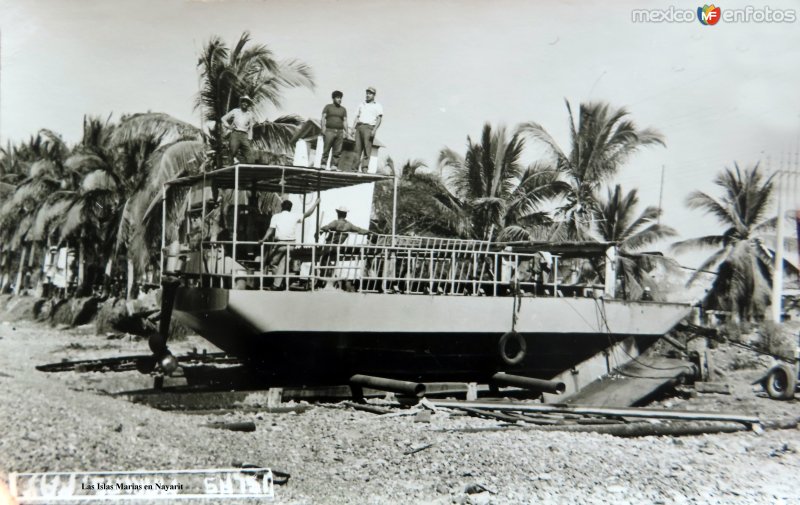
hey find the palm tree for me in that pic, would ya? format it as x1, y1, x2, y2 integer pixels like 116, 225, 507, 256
36, 114, 203, 297
0, 130, 72, 294
196, 32, 314, 168
596, 184, 677, 251
672, 162, 777, 321
0, 142, 28, 291
372, 158, 467, 237
595, 184, 677, 297
438, 123, 564, 241
0, 141, 29, 185
518, 100, 665, 240
108, 113, 204, 296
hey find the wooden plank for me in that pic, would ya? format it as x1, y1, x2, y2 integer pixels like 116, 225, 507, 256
427, 399, 759, 425
694, 382, 731, 395
562, 357, 696, 407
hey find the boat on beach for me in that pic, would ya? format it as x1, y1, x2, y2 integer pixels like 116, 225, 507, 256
156, 162, 693, 397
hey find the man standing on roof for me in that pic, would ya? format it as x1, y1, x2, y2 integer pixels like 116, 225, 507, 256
352, 86, 383, 173
221, 95, 257, 164
321, 91, 349, 170
260, 198, 319, 289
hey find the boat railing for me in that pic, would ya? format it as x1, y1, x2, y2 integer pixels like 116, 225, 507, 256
164, 232, 607, 298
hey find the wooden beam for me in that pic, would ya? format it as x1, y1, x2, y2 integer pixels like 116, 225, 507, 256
428, 399, 759, 425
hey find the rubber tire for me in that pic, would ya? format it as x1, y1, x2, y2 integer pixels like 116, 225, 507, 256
765, 364, 797, 401
498, 331, 527, 366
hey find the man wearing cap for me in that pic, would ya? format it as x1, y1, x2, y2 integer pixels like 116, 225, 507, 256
352, 87, 383, 173
321, 91, 349, 170
321, 206, 371, 236
318, 206, 371, 290
221, 95, 257, 164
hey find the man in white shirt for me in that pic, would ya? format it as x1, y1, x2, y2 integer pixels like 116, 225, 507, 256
221, 95, 257, 164
260, 198, 319, 289
352, 86, 383, 173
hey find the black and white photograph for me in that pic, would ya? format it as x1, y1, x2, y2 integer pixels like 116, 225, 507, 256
1, 0, 799, 503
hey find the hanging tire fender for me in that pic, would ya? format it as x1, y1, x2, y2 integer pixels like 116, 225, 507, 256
498, 331, 527, 366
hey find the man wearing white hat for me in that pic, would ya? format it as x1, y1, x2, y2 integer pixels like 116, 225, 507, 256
351, 86, 383, 173
221, 95, 257, 164
321, 205, 372, 235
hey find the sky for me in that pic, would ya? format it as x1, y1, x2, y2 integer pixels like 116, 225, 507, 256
1, 0, 799, 266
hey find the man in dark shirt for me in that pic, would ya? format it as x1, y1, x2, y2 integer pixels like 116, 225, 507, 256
321, 206, 371, 237
318, 206, 371, 290
321, 91, 349, 170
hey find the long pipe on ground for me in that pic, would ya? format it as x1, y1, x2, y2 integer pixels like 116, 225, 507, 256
445, 421, 749, 438
491, 372, 566, 394
429, 399, 760, 425
521, 420, 748, 437
350, 374, 426, 397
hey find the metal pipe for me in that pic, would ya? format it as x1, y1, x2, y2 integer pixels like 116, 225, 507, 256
232, 165, 239, 287
391, 174, 398, 246
429, 399, 760, 424
491, 372, 566, 395
301, 192, 307, 244
662, 334, 687, 351
350, 374, 426, 397
160, 186, 166, 277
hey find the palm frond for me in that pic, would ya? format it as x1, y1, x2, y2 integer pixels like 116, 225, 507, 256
30, 198, 72, 241
671, 235, 726, 254
252, 115, 302, 154
112, 113, 202, 146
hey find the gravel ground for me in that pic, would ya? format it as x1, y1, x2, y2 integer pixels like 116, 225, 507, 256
1, 307, 800, 504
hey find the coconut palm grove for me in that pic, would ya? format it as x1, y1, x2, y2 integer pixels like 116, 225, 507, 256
0, 32, 790, 322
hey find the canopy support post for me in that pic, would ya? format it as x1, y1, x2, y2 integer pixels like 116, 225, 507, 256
392, 173, 398, 246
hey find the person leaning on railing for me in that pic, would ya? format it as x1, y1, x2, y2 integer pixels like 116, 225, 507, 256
320, 206, 372, 237
260, 198, 319, 289
316, 206, 373, 290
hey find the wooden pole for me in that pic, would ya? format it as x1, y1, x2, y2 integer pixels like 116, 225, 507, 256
657, 164, 665, 225
13, 244, 26, 296
391, 174, 398, 246
771, 155, 784, 323
428, 399, 760, 425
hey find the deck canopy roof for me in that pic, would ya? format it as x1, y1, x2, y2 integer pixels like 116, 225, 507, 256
165, 164, 392, 194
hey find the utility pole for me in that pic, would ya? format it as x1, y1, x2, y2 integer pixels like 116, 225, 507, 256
771, 154, 785, 323
657, 165, 665, 225
0, 28, 3, 147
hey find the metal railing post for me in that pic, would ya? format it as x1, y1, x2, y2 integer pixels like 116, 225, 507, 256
553, 255, 559, 297
310, 243, 316, 291
232, 166, 239, 289
429, 250, 434, 294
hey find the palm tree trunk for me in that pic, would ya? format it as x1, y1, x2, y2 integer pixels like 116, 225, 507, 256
28, 242, 37, 268
103, 257, 113, 294
126, 258, 134, 299
0, 250, 9, 293
77, 242, 85, 288
14, 245, 28, 296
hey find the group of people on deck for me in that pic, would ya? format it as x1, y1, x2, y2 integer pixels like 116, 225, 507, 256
258, 198, 371, 290
222, 87, 383, 173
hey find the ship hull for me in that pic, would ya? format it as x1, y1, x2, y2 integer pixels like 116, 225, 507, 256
173, 288, 691, 384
